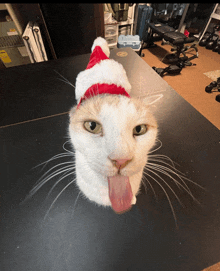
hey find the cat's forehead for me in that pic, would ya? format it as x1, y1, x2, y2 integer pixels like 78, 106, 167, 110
70, 94, 157, 127
99, 96, 157, 128
99, 96, 136, 120
99, 95, 151, 117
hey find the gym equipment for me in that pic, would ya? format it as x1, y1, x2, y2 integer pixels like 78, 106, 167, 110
150, 4, 187, 29
199, 25, 220, 49
205, 81, 218, 93
212, 39, 220, 52
199, 32, 214, 47
152, 64, 182, 77
147, 23, 198, 67
205, 77, 220, 103
162, 42, 198, 66
205, 34, 219, 50
216, 94, 220, 103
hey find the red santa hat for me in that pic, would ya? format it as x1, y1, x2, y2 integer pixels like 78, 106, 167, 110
75, 37, 131, 109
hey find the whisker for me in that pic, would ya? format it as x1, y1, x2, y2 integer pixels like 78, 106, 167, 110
39, 164, 75, 185
146, 164, 196, 204
71, 191, 81, 218
37, 163, 75, 183
54, 70, 75, 88
141, 178, 148, 193
148, 155, 180, 170
62, 141, 75, 155
147, 163, 181, 192
147, 157, 180, 175
143, 170, 177, 227
44, 178, 76, 220
147, 163, 185, 190
33, 152, 74, 170
147, 162, 205, 195
141, 177, 158, 201
148, 139, 162, 154
148, 153, 176, 162
28, 165, 75, 198
145, 167, 184, 207
46, 169, 74, 199
37, 161, 75, 183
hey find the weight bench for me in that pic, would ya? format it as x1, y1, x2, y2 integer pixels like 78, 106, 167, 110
147, 23, 198, 66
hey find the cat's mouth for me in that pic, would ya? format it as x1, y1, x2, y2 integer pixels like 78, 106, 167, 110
107, 175, 133, 214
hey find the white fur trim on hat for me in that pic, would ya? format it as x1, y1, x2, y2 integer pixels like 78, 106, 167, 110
75, 59, 132, 102
91, 37, 110, 57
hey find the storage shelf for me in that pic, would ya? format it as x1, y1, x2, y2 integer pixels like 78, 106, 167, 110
0, 35, 24, 49
104, 4, 136, 48
108, 42, 117, 48
118, 18, 134, 26
199, 4, 220, 41
211, 13, 220, 20
0, 4, 6, 10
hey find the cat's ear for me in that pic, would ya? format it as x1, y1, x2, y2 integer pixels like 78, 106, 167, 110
142, 94, 164, 106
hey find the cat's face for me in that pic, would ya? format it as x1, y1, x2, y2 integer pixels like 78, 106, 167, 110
69, 94, 158, 212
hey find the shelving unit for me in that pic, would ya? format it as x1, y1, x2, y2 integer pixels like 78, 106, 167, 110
0, 4, 31, 67
199, 3, 220, 41
104, 21, 118, 49
104, 4, 136, 49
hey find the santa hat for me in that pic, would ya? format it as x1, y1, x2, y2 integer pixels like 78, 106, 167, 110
75, 37, 132, 109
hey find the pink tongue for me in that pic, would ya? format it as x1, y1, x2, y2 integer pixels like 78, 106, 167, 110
108, 175, 133, 214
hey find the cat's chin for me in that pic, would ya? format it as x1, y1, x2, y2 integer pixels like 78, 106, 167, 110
74, 151, 144, 209
76, 167, 142, 209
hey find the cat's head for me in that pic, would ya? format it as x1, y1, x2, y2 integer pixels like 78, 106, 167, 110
68, 37, 158, 213
69, 94, 158, 213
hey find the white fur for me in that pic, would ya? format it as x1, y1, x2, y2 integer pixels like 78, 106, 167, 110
69, 96, 158, 208
91, 37, 110, 57
75, 59, 132, 102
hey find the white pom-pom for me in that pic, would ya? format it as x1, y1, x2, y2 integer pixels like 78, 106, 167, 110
91, 37, 110, 57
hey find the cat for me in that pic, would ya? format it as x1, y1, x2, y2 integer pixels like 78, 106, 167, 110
24, 37, 203, 223
66, 36, 158, 214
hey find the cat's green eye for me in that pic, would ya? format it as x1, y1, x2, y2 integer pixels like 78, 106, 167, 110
84, 121, 102, 134
133, 124, 148, 136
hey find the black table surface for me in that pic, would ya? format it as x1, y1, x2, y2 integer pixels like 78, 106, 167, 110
0, 47, 219, 271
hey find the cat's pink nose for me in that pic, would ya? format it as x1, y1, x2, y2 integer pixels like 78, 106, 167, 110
113, 159, 132, 170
